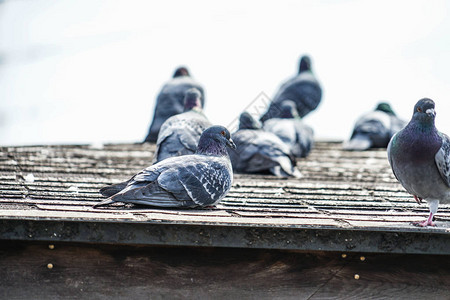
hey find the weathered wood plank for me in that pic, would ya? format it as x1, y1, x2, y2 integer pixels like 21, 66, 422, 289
1, 242, 449, 300
1, 142, 450, 253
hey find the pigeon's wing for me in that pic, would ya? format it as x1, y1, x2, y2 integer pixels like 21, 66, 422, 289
110, 181, 185, 207
290, 82, 322, 118
177, 130, 198, 152
177, 115, 211, 152
387, 132, 401, 182
155, 130, 196, 163
255, 132, 295, 163
228, 131, 259, 172
154, 113, 210, 162
273, 75, 322, 118
245, 153, 279, 173
158, 158, 232, 206
257, 132, 300, 177
95, 163, 179, 207
230, 130, 298, 177
294, 120, 314, 157
107, 159, 196, 207
263, 119, 296, 146
153, 129, 175, 162
99, 163, 165, 198
435, 132, 450, 187
230, 130, 280, 172
145, 88, 183, 143
144, 76, 205, 143
260, 73, 321, 122
345, 111, 391, 150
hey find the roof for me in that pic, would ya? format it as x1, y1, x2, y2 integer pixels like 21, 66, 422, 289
1, 141, 449, 254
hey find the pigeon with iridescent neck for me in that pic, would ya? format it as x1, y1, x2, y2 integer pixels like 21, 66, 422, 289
144, 66, 206, 143
95, 126, 235, 208
388, 98, 450, 227
228, 112, 301, 178
263, 100, 314, 158
344, 102, 406, 151
153, 88, 211, 163
260, 55, 322, 122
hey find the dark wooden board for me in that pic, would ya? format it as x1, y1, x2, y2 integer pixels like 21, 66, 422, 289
1, 241, 449, 299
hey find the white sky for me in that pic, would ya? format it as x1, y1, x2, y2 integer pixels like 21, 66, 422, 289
1, 0, 449, 145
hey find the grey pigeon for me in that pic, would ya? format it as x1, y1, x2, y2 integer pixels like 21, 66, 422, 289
263, 100, 314, 158
388, 98, 450, 227
95, 126, 236, 208
343, 102, 406, 151
144, 66, 206, 143
153, 88, 211, 163
260, 55, 322, 122
228, 112, 301, 178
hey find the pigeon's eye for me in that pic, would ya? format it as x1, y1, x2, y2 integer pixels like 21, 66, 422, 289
221, 131, 226, 136
417, 107, 422, 112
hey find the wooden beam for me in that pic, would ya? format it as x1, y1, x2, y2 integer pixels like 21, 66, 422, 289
1, 241, 449, 299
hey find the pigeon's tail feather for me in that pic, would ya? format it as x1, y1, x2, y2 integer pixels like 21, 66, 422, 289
343, 134, 372, 151
99, 181, 129, 197
274, 156, 302, 178
93, 198, 116, 208
270, 165, 302, 179
292, 167, 303, 179
270, 166, 289, 178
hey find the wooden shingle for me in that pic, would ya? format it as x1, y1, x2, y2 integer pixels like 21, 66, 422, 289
1, 142, 449, 254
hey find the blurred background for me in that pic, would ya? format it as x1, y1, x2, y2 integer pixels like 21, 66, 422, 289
1, 0, 449, 146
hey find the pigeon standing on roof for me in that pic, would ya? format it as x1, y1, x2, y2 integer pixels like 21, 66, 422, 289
95, 126, 236, 208
260, 55, 322, 122
153, 88, 211, 163
387, 98, 450, 227
228, 112, 301, 178
144, 66, 206, 143
343, 102, 406, 151
263, 100, 314, 158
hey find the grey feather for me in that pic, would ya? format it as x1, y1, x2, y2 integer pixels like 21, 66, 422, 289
96, 125, 234, 208
260, 56, 321, 122
144, 68, 205, 143
229, 112, 301, 178
344, 104, 406, 151
153, 110, 211, 163
262, 102, 314, 158
387, 98, 450, 226
435, 132, 450, 187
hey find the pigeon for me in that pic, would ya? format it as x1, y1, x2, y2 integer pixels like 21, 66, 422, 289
343, 102, 406, 151
228, 112, 301, 178
144, 66, 206, 143
387, 98, 450, 227
263, 100, 314, 158
153, 88, 211, 163
260, 55, 322, 122
95, 126, 236, 208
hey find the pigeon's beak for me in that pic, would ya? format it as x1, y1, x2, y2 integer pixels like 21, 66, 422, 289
426, 108, 436, 117
227, 138, 236, 149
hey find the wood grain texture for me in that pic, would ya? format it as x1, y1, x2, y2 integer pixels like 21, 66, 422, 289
0, 241, 449, 300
